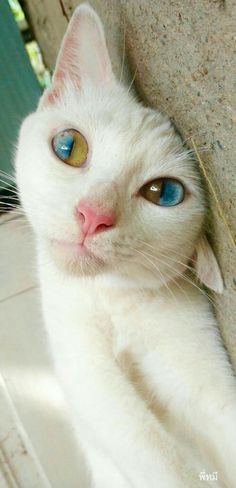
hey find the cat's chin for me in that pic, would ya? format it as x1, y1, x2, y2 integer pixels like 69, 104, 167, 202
47, 239, 106, 276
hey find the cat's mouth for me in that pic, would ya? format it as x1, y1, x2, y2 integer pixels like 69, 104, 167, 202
51, 238, 91, 256
48, 237, 106, 275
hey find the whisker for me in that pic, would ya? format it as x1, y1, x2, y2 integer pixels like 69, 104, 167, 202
0, 195, 19, 201
136, 242, 220, 308
0, 185, 17, 194
137, 239, 195, 264
158, 253, 194, 272
129, 246, 199, 323
131, 246, 177, 302
0, 170, 16, 182
0, 207, 24, 216
167, 275, 193, 306
136, 251, 193, 298
139, 248, 219, 311
0, 195, 21, 207
0, 179, 17, 190
127, 66, 138, 94
0, 204, 20, 212
138, 239, 218, 300
175, 271, 220, 312
138, 242, 194, 272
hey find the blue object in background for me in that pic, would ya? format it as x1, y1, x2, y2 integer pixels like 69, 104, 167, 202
0, 0, 41, 187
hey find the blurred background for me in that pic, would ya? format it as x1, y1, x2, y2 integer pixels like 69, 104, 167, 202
0, 0, 235, 486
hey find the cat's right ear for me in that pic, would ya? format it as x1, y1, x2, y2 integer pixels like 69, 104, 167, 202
38, 3, 115, 109
192, 236, 224, 293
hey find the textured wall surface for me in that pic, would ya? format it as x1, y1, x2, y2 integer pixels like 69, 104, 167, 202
23, 0, 236, 366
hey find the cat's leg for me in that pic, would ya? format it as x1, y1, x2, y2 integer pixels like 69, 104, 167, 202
83, 442, 131, 488
194, 396, 236, 488
77, 424, 131, 488
139, 314, 236, 488
46, 314, 205, 488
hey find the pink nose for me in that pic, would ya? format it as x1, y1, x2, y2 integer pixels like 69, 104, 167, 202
76, 201, 116, 237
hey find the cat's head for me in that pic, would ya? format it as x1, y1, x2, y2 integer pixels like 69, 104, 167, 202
15, 4, 223, 292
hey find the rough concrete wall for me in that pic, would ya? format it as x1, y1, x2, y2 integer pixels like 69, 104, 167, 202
24, 0, 236, 366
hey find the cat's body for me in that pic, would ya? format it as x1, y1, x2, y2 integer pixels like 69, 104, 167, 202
16, 4, 236, 487
39, 259, 236, 488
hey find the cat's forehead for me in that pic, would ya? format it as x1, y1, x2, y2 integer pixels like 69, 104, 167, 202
45, 82, 160, 135
42, 85, 180, 152
55, 84, 154, 133
29, 82, 197, 185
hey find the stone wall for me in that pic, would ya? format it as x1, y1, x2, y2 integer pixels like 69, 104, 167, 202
23, 0, 236, 366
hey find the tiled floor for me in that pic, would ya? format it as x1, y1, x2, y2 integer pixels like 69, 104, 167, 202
0, 213, 89, 487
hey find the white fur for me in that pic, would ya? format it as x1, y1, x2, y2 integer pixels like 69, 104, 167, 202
16, 4, 235, 487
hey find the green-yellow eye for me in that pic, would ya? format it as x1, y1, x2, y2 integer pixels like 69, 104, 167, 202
140, 178, 185, 206
52, 129, 88, 167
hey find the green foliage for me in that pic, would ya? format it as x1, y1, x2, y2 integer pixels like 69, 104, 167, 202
8, 0, 24, 22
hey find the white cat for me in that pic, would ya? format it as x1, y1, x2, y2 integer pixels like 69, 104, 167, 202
16, 4, 236, 488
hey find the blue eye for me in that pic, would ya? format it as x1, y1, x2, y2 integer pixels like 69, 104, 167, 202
52, 129, 88, 167
140, 178, 185, 206
159, 179, 184, 206
53, 131, 74, 160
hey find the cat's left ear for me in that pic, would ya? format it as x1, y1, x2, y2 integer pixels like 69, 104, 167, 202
39, 3, 115, 108
193, 236, 224, 293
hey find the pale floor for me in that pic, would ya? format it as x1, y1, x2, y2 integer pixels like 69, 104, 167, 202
0, 212, 90, 487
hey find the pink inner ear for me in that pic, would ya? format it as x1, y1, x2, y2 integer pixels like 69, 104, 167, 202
194, 236, 224, 294
38, 4, 115, 110
45, 87, 61, 104
38, 85, 62, 109
53, 30, 81, 88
